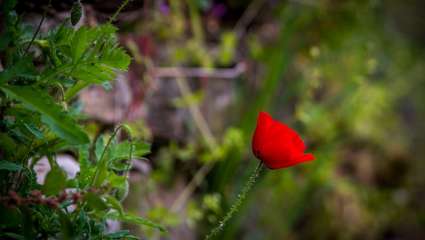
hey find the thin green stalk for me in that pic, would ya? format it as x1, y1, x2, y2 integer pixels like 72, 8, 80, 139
205, 161, 264, 240
24, 0, 51, 55
108, 0, 131, 23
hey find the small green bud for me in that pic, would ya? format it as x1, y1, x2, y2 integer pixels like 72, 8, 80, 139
70, 0, 83, 26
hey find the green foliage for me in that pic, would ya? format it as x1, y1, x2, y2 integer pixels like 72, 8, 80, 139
42, 166, 67, 196
0, 161, 22, 172
0, 1, 164, 238
1, 85, 89, 144
107, 211, 167, 232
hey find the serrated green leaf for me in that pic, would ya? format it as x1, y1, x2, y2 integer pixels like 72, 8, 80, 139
70, 64, 115, 83
1, 85, 89, 145
100, 47, 131, 70
52, 24, 74, 47
71, 27, 96, 62
0, 160, 22, 171
43, 167, 67, 195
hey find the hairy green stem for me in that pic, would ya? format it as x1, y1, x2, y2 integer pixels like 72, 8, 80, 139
204, 161, 264, 240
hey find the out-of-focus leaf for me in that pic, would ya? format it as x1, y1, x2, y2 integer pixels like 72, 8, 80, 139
104, 196, 124, 214
24, 123, 44, 139
0, 204, 22, 228
105, 230, 138, 239
84, 192, 108, 211
172, 91, 204, 108
0, 160, 22, 171
218, 31, 236, 65
113, 180, 129, 201
1, 233, 25, 240
2, 0, 17, 12
64, 81, 89, 101
0, 133, 17, 158
107, 211, 166, 232
58, 210, 74, 240
0, 57, 38, 83
43, 167, 67, 195
108, 173, 126, 188
95, 135, 105, 161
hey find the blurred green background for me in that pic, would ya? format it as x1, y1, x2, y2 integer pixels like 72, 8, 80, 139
19, 0, 425, 239
117, 0, 425, 239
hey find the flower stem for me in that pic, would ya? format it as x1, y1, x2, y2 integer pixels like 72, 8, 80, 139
109, 0, 131, 23
204, 161, 264, 240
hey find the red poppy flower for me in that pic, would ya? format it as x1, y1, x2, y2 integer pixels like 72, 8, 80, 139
252, 112, 314, 169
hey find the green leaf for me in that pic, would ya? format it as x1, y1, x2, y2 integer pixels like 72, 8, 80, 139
84, 192, 108, 211
1, 85, 89, 145
0, 57, 38, 83
100, 46, 131, 70
109, 141, 151, 162
218, 31, 236, 65
2, 0, 17, 13
107, 211, 166, 232
1, 233, 25, 240
95, 135, 106, 161
58, 210, 74, 239
108, 173, 126, 188
107, 141, 150, 171
77, 144, 95, 188
24, 123, 44, 139
104, 196, 124, 215
92, 165, 108, 187
0, 133, 17, 158
43, 167, 67, 195
70, 64, 115, 83
105, 230, 138, 239
0, 160, 22, 171
64, 81, 89, 101
71, 26, 96, 62
173, 90, 204, 108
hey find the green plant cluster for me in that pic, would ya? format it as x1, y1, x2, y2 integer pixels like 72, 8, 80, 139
0, 0, 164, 239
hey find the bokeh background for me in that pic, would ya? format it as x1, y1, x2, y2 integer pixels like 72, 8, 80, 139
18, 0, 425, 239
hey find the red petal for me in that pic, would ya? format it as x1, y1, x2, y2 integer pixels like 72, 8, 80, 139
251, 112, 315, 170
252, 112, 274, 157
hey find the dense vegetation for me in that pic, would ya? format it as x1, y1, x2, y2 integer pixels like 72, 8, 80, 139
0, 0, 164, 239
